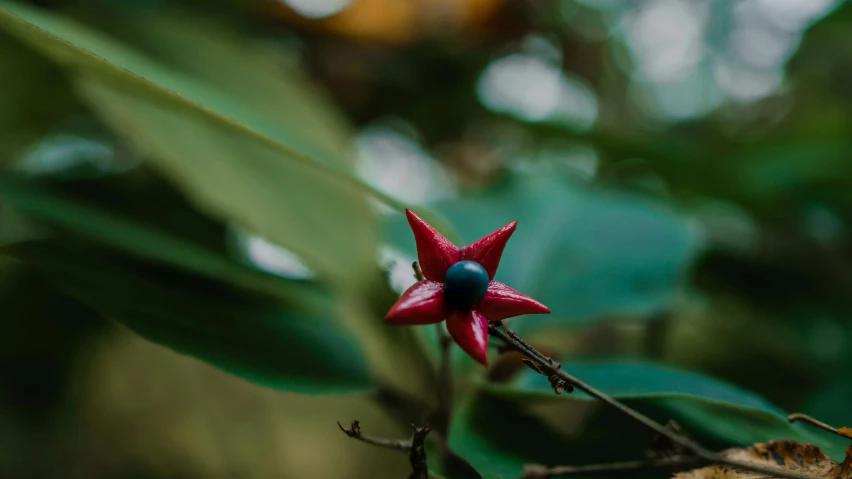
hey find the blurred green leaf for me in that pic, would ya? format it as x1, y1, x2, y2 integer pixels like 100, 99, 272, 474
0, 31, 79, 162
800, 380, 852, 433
449, 360, 844, 479
735, 141, 852, 200
386, 172, 697, 333
0, 172, 436, 399
130, 15, 356, 170
4, 240, 373, 394
0, 1, 381, 288
449, 394, 585, 479
0, 174, 330, 311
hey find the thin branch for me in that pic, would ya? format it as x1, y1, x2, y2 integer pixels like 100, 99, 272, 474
338, 420, 412, 451
411, 261, 454, 436
789, 412, 852, 443
488, 324, 698, 448
788, 413, 843, 436
522, 456, 706, 478
411, 259, 455, 446
338, 420, 432, 479
487, 323, 823, 479
435, 323, 453, 432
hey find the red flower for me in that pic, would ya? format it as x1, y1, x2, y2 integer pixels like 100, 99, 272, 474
385, 209, 550, 365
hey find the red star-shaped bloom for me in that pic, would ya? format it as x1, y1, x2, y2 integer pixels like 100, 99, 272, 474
385, 209, 550, 366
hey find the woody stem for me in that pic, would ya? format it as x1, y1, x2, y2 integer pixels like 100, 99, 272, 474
435, 324, 453, 435
522, 455, 707, 478
487, 323, 822, 479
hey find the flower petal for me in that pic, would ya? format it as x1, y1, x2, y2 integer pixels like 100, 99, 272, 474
477, 281, 551, 321
446, 309, 489, 366
406, 209, 459, 281
385, 281, 448, 325
460, 221, 517, 279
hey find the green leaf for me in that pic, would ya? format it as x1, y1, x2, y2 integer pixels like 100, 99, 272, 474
0, 173, 437, 398
0, 174, 330, 311
505, 359, 818, 444
736, 141, 852, 199
449, 360, 844, 479
449, 395, 581, 479
0, 30, 79, 162
125, 14, 356, 171
800, 379, 852, 434
6, 240, 373, 394
386, 172, 697, 332
0, 1, 382, 288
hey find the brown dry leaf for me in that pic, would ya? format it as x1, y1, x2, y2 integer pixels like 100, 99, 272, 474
674, 441, 852, 479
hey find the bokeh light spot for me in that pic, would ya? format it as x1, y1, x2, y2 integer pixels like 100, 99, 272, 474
279, 0, 352, 19
477, 54, 598, 131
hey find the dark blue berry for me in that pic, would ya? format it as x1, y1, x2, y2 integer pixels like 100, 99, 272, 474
444, 260, 490, 307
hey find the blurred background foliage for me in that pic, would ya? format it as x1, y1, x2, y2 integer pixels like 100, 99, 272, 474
1, 0, 851, 478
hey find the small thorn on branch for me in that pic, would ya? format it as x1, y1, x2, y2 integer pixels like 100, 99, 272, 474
521, 359, 573, 394
337, 419, 362, 438
337, 419, 412, 451
521, 358, 542, 374
492, 321, 568, 395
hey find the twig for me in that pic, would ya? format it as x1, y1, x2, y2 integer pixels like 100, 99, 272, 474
487, 323, 823, 479
338, 420, 432, 479
522, 456, 706, 478
411, 261, 454, 436
434, 323, 453, 434
489, 324, 692, 445
409, 424, 432, 479
337, 420, 412, 451
788, 413, 843, 436
789, 413, 852, 441
407, 260, 455, 428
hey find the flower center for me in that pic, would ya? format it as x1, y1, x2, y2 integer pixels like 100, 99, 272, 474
443, 260, 490, 308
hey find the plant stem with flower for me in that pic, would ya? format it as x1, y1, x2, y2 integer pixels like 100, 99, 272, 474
339, 210, 824, 479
